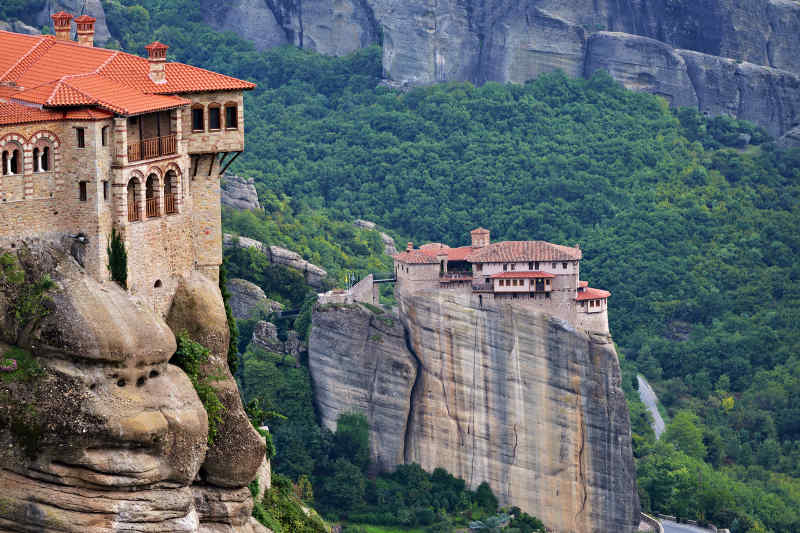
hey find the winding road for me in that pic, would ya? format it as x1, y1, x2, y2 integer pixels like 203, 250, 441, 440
637, 374, 666, 439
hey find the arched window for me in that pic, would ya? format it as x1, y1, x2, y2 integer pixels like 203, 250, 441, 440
33, 148, 40, 172
154, 279, 163, 288
191, 105, 204, 132
9, 149, 20, 174
127, 178, 141, 222
208, 104, 221, 131
224, 102, 238, 129
164, 170, 178, 214
145, 174, 160, 218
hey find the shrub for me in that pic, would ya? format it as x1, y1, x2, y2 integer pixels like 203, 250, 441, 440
106, 228, 127, 289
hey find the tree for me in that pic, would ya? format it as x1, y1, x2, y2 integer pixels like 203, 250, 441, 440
664, 411, 707, 461
332, 412, 370, 473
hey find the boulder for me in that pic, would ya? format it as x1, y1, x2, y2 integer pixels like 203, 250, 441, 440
167, 272, 266, 489
221, 175, 261, 211
226, 278, 283, 320
354, 219, 377, 230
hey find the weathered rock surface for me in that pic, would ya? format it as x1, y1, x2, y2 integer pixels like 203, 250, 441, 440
226, 278, 283, 320
167, 272, 266, 489
34, 0, 111, 43
309, 291, 639, 533
585, 32, 698, 108
223, 234, 328, 289
193, 0, 800, 136
0, 241, 266, 532
0, 19, 40, 35
309, 304, 417, 473
354, 220, 398, 256
222, 175, 261, 211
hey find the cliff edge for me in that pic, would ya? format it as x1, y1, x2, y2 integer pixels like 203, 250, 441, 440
309, 291, 639, 533
0, 241, 267, 533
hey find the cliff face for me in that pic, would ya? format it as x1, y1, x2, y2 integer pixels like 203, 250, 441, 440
0, 242, 266, 533
192, 0, 800, 141
309, 292, 639, 533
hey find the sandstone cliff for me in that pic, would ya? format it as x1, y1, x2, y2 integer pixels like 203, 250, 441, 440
222, 175, 262, 212
0, 241, 266, 533
308, 292, 639, 533
195, 0, 800, 141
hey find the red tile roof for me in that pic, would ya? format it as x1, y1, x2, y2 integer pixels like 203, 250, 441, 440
490, 271, 556, 279
576, 287, 611, 301
0, 100, 111, 125
393, 250, 440, 264
467, 241, 582, 263
0, 29, 255, 123
418, 243, 473, 262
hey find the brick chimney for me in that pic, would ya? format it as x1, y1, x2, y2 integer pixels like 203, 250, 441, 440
470, 228, 490, 249
406, 242, 414, 252
51, 11, 73, 42
74, 15, 96, 47
145, 41, 169, 84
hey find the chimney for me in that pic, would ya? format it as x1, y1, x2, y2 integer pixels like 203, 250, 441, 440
470, 227, 490, 249
145, 41, 169, 84
74, 15, 96, 47
406, 242, 413, 252
51, 11, 73, 42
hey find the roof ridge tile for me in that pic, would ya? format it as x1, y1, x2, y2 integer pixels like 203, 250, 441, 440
0, 35, 55, 83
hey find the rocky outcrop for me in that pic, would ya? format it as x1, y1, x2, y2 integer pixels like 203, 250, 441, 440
33, 0, 111, 43
226, 278, 283, 320
251, 321, 307, 357
223, 234, 328, 289
0, 241, 265, 532
309, 304, 417, 473
222, 175, 261, 211
309, 291, 639, 533
194, 0, 800, 137
0, 19, 40, 35
585, 32, 698, 108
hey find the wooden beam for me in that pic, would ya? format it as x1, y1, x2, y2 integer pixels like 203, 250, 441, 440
219, 151, 241, 176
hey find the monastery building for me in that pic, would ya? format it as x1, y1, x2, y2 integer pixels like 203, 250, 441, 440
0, 13, 254, 314
394, 228, 611, 333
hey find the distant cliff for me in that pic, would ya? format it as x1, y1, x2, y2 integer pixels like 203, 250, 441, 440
309, 292, 639, 533
196, 0, 800, 142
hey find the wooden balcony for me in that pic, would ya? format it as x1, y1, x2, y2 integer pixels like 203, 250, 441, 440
146, 197, 160, 218
128, 133, 177, 163
128, 202, 141, 222
165, 193, 177, 215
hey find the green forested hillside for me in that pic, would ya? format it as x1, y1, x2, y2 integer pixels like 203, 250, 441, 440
44, 2, 800, 531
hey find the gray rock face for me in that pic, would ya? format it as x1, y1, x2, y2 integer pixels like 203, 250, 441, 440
308, 292, 639, 532
222, 175, 262, 211
679, 50, 800, 139
309, 304, 417, 473
0, 19, 41, 35
226, 278, 283, 320
585, 32, 698, 108
203, 0, 288, 51
34, 0, 111, 43
252, 321, 283, 352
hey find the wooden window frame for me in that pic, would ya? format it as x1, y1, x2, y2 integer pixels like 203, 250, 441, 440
75, 128, 86, 148
208, 104, 221, 131
191, 106, 205, 132
79, 181, 88, 202
224, 103, 238, 130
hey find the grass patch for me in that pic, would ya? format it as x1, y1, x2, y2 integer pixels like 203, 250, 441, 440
359, 302, 384, 315
0, 347, 43, 383
344, 525, 428, 533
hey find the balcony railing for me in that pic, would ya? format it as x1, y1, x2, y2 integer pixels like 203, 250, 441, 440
128, 133, 177, 163
165, 193, 177, 215
146, 197, 160, 218
128, 202, 141, 222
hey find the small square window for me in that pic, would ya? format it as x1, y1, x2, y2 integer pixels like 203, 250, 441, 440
76, 128, 85, 148
510, 264, 515, 270
562, 262, 568, 269
79, 181, 88, 202
535, 262, 540, 270
551, 262, 556, 269
503, 264, 508, 271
